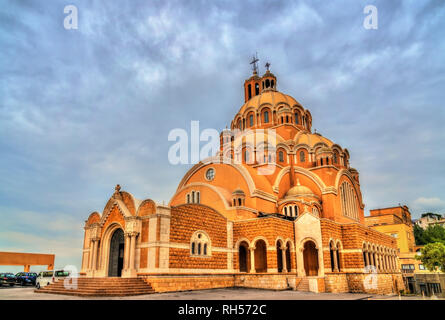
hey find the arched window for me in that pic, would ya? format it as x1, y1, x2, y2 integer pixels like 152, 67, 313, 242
264, 111, 269, 123
238, 119, 241, 129
238, 198, 242, 206
248, 84, 252, 99
320, 158, 323, 166
333, 153, 338, 164
255, 83, 260, 95
192, 191, 195, 203
265, 79, 270, 88
249, 114, 254, 127
187, 194, 190, 204
281, 116, 284, 124
196, 192, 200, 204
286, 115, 289, 123
312, 207, 319, 216
326, 157, 329, 165
271, 80, 275, 87
278, 151, 284, 162
294, 205, 299, 217
284, 207, 288, 216
300, 151, 305, 162
244, 150, 249, 163
294, 113, 299, 124
190, 231, 211, 257
340, 181, 359, 220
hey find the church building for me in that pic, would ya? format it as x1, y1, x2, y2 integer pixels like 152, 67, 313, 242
80, 60, 404, 294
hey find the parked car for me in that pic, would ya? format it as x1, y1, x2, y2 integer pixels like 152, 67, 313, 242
0, 273, 16, 287
35, 270, 71, 289
15, 272, 37, 286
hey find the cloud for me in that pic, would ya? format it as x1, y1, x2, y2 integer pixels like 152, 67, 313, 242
411, 197, 445, 214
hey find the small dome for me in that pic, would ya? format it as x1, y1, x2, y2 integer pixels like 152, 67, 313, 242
285, 179, 315, 198
232, 188, 245, 195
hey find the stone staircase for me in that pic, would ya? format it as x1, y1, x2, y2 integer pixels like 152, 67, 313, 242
35, 277, 155, 297
296, 277, 309, 292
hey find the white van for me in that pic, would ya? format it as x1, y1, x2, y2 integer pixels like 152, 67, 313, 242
35, 270, 71, 289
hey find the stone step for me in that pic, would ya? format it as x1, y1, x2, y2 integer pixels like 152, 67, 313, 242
35, 289, 154, 297
39, 288, 155, 294
35, 277, 155, 297
296, 278, 310, 292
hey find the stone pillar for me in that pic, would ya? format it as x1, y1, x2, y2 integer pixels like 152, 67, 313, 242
88, 239, 94, 270
333, 248, 339, 272
249, 247, 256, 273
370, 251, 375, 267
365, 251, 369, 267
375, 253, 379, 271
281, 246, 287, 273
91, 239, 98, 270
129, 233, 136, 270
124, 233, 130, 270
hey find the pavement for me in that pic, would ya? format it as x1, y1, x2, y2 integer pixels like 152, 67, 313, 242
0, 285, 435, 300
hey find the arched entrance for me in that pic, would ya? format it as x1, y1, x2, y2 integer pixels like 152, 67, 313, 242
254, 240, 267, 273
238, 241, 249, 273
303, 240, 319, 276
108, 229, 124, 277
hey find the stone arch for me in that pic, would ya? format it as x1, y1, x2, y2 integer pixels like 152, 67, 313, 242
253, 239, 267, 273
86, 212, 101, 226
99, 222, 125, 276
273, 166, 326, 193
136, 199, 156, 216
303, 240, 319, 276
238, 240, 250, 273
100, 200, 131, 226
251, 236, 270, 249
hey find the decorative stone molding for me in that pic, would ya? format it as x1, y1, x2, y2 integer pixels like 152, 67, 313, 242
124, 217, 141, 235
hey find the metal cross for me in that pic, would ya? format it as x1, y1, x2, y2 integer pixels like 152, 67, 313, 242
265, 62, 270, 71
250, 53, 259, 73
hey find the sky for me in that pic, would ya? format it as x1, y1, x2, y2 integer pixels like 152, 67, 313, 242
0, 0, 444, 272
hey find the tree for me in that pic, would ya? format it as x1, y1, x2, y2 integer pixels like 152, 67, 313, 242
416, 242, 445, 272
423, 225, 445, 245
414, 224, 426, 245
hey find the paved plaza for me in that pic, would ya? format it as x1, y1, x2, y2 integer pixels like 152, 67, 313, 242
0, 286, 430, 300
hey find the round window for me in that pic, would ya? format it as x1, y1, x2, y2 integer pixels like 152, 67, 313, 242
205, 168, 215, 181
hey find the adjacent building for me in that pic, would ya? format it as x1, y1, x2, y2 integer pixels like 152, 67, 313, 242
366, 205, 444, 297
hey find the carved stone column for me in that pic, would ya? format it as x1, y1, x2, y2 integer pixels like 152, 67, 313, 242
281, 246, 287, 273
249, 247, 256, 273
365, 251, 369, 267
129, 233, 136, 270
124, 232, 131, 270
91, 238, 100, 271
333, 247, 339, 272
